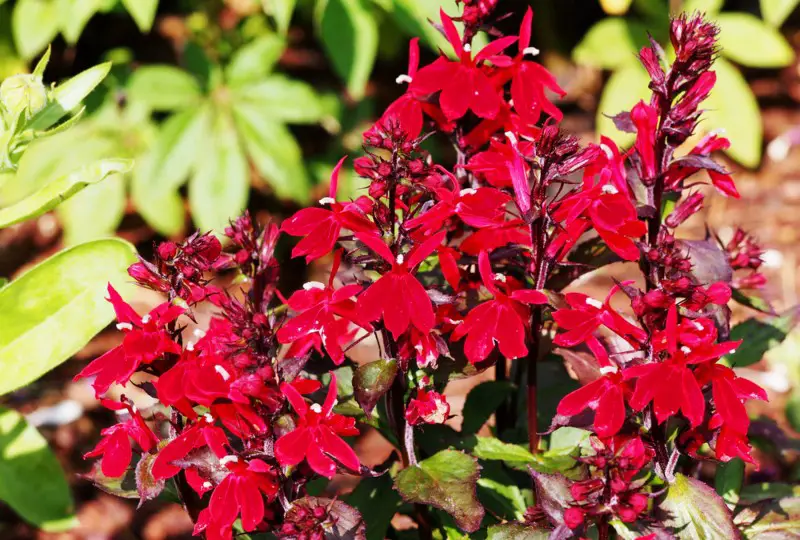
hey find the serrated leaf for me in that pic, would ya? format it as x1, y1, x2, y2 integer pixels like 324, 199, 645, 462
487, 523, 550, 539
718, 13, 794, 68
135, 453, 165, 507
704, 57, 762, 168
127, 66, 203, 111
394, 449, 484, 533
12, 0, 59, 60
761, 0, 800, 27
0, 158, 131, 228
232, 75, 325, 124
573, 18, 648, 69
461, 381, 514, 435
346, 475, 400, 540
232, 102, 310, 203
121, 0, 158, 32
27, 62, 111, 132
737, 496, 800, 538
0, 238, 137, 395
286, 496, 366, 539
474, 437, 577, 475
225, 34, 285, 86
658, 473, 738, 539
317, 0, 377, 100
353, 359, 397, 416
597, 63, 652, 147
716, 458, 744, 510
727, 310, 798, 368
0, 407, 76, 531
57, 172, 126, 245
189, 110, 249, 233
529, 469, 573, 525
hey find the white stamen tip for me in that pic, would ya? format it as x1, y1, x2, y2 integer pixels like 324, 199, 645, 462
310, 404, 323, 413
494, 273, 507, 283
585, 298, 603, 309
318, 197, 336, 205
601, 184, 619, 195
504, 131, 518, 146
203, 413, 215, 423
463, 44, 472, 53
600, 143, 615, 160
395, 74, 413, 85
141, 314, 152, 324
523, 46, 540, 56
303, 281, 326, 291
396, 254, 405, 265
680, 346, 692, 354
692, 321, 704, 330
193, 328, 206, 338
186, 342, 195, 351
215, 365, 231, 381
459, 188, 477, 196
600, 365, 618, 375
116, 322, 133, 331
219, 455, 239, 466
202, 481, 212, 489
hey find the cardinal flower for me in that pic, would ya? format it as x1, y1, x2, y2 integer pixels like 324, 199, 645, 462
84, 400, 158, 478
274, 373, 360, 478
282, 158, 377, 262
664, 132, 740, 198
695, 363, 767, 435
151, 415, 230, 480
277, 251, 367, 364
452, 251, 548, 363
631, 100, 659, 181
410, 9, 515, 121
193, 457, 278, 540
356, 230, 446, 339
406, 389, 450, 426
556, 369, 628, 438
74, 285, 183, 397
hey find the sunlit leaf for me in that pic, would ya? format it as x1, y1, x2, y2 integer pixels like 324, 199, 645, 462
682, 0, 724, 14
28, 62, 112, 132
346, 475, 400, 540
59, 0, 106, 44
121, 0, 158, 32
353, 359, 397, 416
263, 0, 297, 34
11, 0, 59, 60
715, 458, 744, 510
57, 172, 126, 245
658, 473, 737, 538
761, 0, 800, 27
596, 63, 651, 147
127, 65, 203, 111
573, 18, 648, 69
225, 34, 285, 86
232, 75, 325, 124
736, 496, 800, 538
727, 309, 798, 368
717, 13, 794, 68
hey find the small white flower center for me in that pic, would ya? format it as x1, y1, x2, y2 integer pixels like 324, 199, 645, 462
459, 188, 477, 196
203, 413, 214, 423
303, 281, 326, 291
585, 298, 603, 309
600, 143, 615, 160
680, 346, 692, 354
202, 481, 212, 489
215, 365, 231, 381
494, 273, 507, 283
310, 404, 323, 413
395, 74, 413, 85
116, 322, 133, 331
600, 365, 618, 375
523, 46, 540, 56
141, 314, 152, 324
601, 184, 619, 195
186, 342, 195, 351
219, 455, 239, 466
318, 197, 336, 205
396, 254, 405, 265
691, 321, 704, 330
463, 43, 472, 53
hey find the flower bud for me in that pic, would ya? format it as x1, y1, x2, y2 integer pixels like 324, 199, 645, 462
0, 73, 47, 119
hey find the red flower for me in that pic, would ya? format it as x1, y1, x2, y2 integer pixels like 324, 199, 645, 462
410, 9, 515, 121
277, 251, 367, 364
274, 373, 360, 478
193, 457, 278, 540
84, 399, 158, 478
451, 251, 548, 363
695, 363, 767, 435
74, 285, 183, 396
356, 230, 446, 339
466, 136, 535, 188
282, 158, 376, 262
405, 389, 450, 426
556, 370, 628, 438
151, 415, 230, 480
664, 133, 740, 198
631, 100, 659, 181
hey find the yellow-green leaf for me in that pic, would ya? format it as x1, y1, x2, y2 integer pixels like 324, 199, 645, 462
596, 63, 651, 147
717, 13, 794, 68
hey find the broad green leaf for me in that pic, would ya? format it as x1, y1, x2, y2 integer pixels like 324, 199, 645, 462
658, 473, 738, 539
232, 75, 325, 124
473, 437, 577, 474
57, 173, 126, 245
740, 483, 800, 503
727, 310, 798, 368
0, 158, 131, 228
233, 102, 310, 203
353, 358, 397, 416
59, 0, 105, 44
682, 0, 724, 14
487, 523, 550, 539
395, 449, 484, 533
761, 0, 800, 27
121, 0, 158, 32
225, 34, 285, 86
263, 0, 297, 34
596, 62, 651, 147
477, 462, 527, 520
127, 65, 203, 111
0, 238, 137, 395
317, 0, 378, 100
573, 18, 648, 69
737, 496, 800, 538
715, 458, 744, 510
600, 0, 634, 15
346, 475, 400, 540
461, 380, 514, 435
11, 0, 59, 60
549, 427, 590, 452
717, 13, 794, 68
0, 407, 76, 531
704, 57, 762, 168
27, 62, 112, 131
189, 110, 249, 233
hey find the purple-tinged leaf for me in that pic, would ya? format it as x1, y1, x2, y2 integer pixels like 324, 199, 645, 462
606, 111, 637, 133
672, 154, 729, 175
487, 523, 551, 539
282, 497, 366, 539
353, 359, 398, 416
80, 460, 138, 499
678, 238, 733, 285
657, 473, 739, 539
394, 449, 484, 533
529, 469, 573, 525
735, 496, 800, 538
135, 453, 165, 508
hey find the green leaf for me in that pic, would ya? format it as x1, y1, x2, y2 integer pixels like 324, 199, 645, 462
682, 0, 724, 14
761, 0, 800, 27
549, 427, 590, 452
461, 381, 514, 435
717, 13, 794, 68
394, 449, 485, 533
715, 458, 744, 510
573, 18, 648, 69
0, 158, 131, 228
12, 0, 59, 60
737, 496, 800, 538
487, 523, 550, 539
477, 462, 527, 520
189, 110, 249, 233
346, 475, 400, 540
57, 172, 126, 245
232, 102, 310, 203
263, 0, 297, 34
473, 437, 577, 474
658, 473, 738, 539
225, 34, 285, 86
704, 57, 762, 168
58, 0, 105, 44
727, 310, 798, 368
596, 62, 652, 147
28, 62, 112, 132
121, 0, 158, 32
0, 407, 76, 531
317, 0, 378, 100
232, 75, 325, 124
391, 0, 488, 55
353, 359, 397, 416
731, 287, 775, 314
0, 238, 137, 395
740, 483, 800, 503
127, 66, 203, 111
